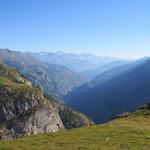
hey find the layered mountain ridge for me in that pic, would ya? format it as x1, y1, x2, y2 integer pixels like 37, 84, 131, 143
31, 51, 118, 72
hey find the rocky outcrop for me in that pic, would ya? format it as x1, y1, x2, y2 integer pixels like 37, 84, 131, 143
0, 109, 63, 140
0, 64, 31, 85
0, 65, 64, 140
0, 97, 64, 140
0, 95, 64, 139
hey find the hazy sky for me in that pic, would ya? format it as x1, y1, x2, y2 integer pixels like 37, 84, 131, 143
0, 0, 150, 58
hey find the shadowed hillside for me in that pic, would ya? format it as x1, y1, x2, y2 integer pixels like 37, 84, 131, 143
65, 58, 150, 123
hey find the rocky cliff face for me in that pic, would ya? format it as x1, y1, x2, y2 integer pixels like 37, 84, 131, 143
0, 64, 64, 140
0, 99, 64, 140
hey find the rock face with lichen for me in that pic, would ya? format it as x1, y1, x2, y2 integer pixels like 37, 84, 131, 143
0, 64, 64, 140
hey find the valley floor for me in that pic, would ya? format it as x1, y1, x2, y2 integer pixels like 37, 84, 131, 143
0, 115, 150, 150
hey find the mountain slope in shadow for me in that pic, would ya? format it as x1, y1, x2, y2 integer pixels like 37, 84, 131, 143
65, 58, 150, 123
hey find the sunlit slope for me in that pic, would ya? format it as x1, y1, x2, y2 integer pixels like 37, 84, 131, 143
0, 103, 150, 150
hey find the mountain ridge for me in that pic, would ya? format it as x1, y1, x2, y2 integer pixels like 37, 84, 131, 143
31, 51, 119, 72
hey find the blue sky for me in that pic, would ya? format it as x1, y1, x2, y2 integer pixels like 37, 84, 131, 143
0, 0, 150, 58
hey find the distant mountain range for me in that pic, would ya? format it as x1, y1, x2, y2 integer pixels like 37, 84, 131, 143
65, 57, 150, 123
31, 51, 118, 73
82, 60, 129, 80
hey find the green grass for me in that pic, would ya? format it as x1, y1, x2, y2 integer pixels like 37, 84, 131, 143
0, 77, 38, 93
0, 115, 150, 150
0, 64, 40, 100
0, 76, 41, 105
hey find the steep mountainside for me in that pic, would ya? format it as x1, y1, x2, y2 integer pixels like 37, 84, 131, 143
31, 51, 118, 72
0, 64, 93, 140
65, 60, 138, 98
1, 103, 149, 150
0, 49, 86, 100
65, 58, 150, 123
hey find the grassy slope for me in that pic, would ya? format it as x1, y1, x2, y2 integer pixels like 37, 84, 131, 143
0, 111, 150, 150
